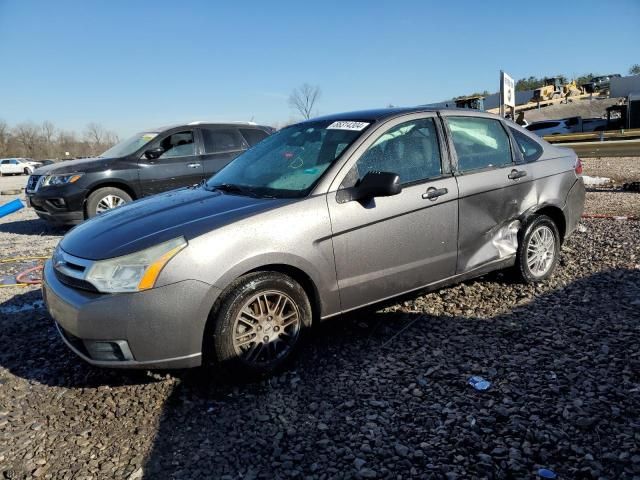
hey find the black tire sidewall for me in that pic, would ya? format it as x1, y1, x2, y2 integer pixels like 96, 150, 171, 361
210, 272, 311, 377
517, 215, 560, 283
85, 187, 132, 218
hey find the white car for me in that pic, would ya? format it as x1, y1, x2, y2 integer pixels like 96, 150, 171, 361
0, 158, 42, 176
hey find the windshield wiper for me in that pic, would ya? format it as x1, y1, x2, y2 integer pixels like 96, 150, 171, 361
209, 183, 260, 197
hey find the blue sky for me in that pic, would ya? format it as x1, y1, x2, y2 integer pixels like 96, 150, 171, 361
1, 0, 638, 137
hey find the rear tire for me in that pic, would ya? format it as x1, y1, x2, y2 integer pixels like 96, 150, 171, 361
208, 271, 311, 378
85, 187, 132, 218
515, 215, 560, 283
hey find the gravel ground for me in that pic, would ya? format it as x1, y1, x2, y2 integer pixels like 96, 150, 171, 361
1, 170, 639, 479
581, 157, 640, 184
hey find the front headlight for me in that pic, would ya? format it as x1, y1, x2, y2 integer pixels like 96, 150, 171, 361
42, 173, 84, 187
85, 237, 187, 293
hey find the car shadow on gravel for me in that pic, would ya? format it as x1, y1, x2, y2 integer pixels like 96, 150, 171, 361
0, 289, 158, 388
140, 268, 640, 479
0, 218, 70, 236
1, 269, 639, 478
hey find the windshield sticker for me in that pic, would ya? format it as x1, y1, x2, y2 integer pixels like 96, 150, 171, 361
142, 133, 158, 142
327, 121, 370, 131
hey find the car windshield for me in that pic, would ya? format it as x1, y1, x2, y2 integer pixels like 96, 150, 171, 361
204, 120, 371, 198
100, 132, 159, 158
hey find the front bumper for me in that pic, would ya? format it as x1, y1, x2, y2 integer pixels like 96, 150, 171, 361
42, 260, 221, 369
26, 186, 87, 225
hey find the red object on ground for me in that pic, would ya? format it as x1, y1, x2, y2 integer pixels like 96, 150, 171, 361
16, 265, 44, 285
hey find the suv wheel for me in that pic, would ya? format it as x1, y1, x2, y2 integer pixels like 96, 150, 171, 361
515, 215, 560, 283
209, 272, 311, 377
86, 187, 132, 218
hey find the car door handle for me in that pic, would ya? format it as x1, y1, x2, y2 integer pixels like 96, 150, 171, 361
187, 163, 201, 169
508, 169, 527, 180
422, 187, 448, 200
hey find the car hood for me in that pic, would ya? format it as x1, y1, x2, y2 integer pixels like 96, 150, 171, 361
60, 187, 290, 260
33, 157, 114, 175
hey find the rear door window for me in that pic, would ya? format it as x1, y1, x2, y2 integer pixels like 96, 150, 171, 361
202, 128, 245, 154
240, 128, 269, 147
509, 128, 543, 162
446, 117, 513, 172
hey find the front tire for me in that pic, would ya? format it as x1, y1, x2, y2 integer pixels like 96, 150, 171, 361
209, 272, 311, 378
85, 187, 132, 218
515, 215, 560, 283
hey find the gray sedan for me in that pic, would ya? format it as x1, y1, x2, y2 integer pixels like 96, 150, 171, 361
43, 107, 585, 377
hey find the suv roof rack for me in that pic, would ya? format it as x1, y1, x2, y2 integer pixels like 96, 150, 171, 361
187, 121, 258, 126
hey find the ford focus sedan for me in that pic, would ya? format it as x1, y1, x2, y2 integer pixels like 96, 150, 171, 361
43, 107, 585, 377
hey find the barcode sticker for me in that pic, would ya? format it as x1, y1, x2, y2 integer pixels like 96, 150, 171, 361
327, 121, 370, 131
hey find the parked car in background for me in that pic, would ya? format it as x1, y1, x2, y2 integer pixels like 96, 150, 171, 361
582, 74, 621, 93
39, 159, 58, 166
0, 158, 42, 175
26, 121, 273, 225
526, 116, 608, 137
526, 119, 576, 136
43, 107, 585, 377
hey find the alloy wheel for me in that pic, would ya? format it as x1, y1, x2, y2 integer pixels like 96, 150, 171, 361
95, 194, 126, 213
232, 290, 301, 367
526, 225, 555, 277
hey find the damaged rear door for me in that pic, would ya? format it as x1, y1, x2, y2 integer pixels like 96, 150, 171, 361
442, 113, 537, 273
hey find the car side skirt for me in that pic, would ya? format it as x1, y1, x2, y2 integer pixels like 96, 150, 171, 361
320, 255, 515, 320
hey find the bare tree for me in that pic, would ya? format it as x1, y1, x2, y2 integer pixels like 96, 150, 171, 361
630, 64, 640, 76
0, 120, 8, 156
13, 122, 41, 158
41, 121, 56, 157
288, 83, 321, 120
57, 130, 80, 159
85, 122, 105, 145
105, 131, 119, 145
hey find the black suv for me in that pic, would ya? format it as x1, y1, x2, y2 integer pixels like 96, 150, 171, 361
26, 122, 273, 225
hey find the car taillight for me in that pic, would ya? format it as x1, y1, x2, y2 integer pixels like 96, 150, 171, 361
575, 157, 583, 176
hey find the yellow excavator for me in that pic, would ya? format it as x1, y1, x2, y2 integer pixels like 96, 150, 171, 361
531, 77, 585, 103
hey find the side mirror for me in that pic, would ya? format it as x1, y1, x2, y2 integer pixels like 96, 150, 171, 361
354, 171, 402, 200
144, 147, 164, 160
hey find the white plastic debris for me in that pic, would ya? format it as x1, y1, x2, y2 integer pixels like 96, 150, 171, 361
582, 175, 612, 186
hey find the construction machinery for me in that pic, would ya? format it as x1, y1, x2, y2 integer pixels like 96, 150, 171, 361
531, 77, 585, 103
454, 95, 485, 111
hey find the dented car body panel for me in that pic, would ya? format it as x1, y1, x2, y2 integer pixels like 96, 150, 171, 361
44, 107, 585, 368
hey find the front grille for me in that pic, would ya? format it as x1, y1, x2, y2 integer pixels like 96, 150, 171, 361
26, 175, 41, 192
54, 268, 99, 293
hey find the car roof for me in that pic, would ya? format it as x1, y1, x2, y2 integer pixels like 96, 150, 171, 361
297, 106, 506, 127
145, 121, 272, 133
307, 107, 437, 124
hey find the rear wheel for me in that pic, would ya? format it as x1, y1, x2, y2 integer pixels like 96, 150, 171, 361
85, 187, 132, 218
515, 215, 560, 283
209, 272, 311, 378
